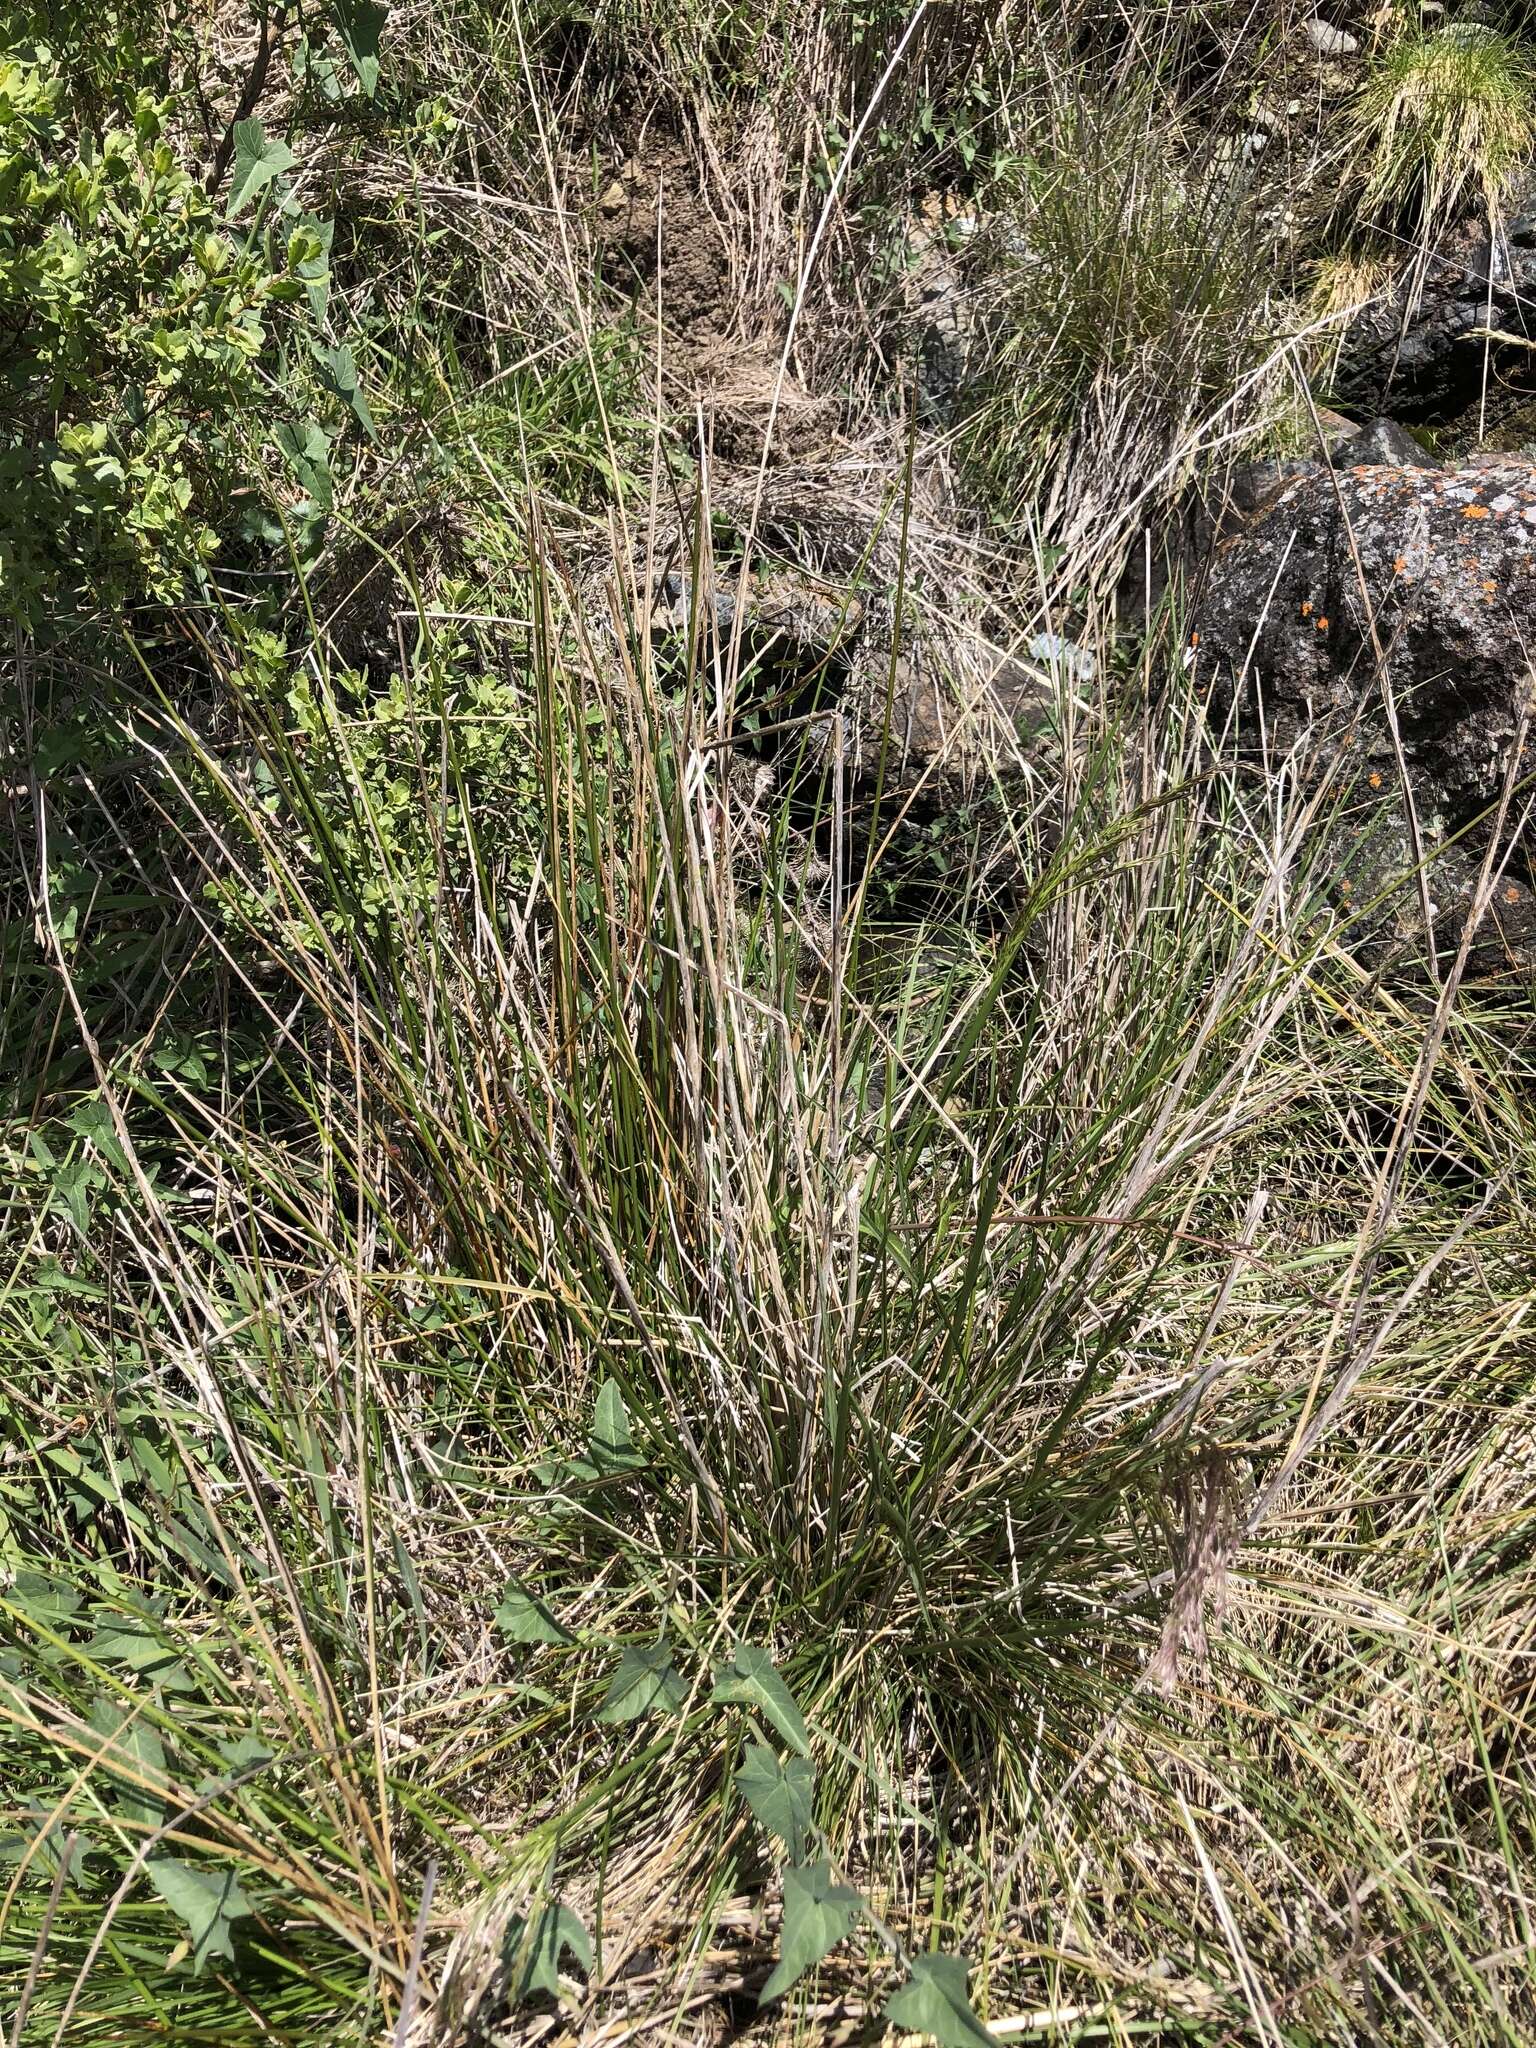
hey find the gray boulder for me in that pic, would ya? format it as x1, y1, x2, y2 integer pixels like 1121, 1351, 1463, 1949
1335, 195, 1536, 425
1341, 416, 1439, 468
1194, 459, 1536, 968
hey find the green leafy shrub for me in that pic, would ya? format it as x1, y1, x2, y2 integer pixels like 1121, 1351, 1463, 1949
195, 612, 554, 950
0, 41, 320, 619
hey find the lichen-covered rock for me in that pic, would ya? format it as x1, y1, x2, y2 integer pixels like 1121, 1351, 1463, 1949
1194, 459, 1536, 968
1340, 416, 1439, 469
1336, 196, 1536, 427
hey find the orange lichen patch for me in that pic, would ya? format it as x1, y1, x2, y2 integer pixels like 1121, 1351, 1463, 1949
1368, 770, 1383, 789
1315, 616, 1330, 633
1300, 600, 1313, 616
1463, 504, 1490, 520
1393, 556, 1408, 574
1505, 885, 1523, 905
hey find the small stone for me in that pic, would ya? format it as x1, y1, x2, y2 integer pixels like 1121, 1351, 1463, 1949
1337, 417, 1438, 469
1302, 18, 1358, 56
1028, 632, 1096, 683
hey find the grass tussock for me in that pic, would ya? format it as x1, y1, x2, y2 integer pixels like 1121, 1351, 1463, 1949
3, 3, 1536, 2045
1346, 20, 1536, 239
960, 85, 1292, 558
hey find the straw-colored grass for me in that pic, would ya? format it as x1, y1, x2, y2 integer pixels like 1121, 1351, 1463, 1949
4, 4, 1536, 2044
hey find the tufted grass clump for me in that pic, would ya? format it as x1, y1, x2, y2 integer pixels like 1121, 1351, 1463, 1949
7, 502, 1536, 2043
1346, 20, 1536, 239
955, 86, 1291, 572
7, 4, 1536, 2044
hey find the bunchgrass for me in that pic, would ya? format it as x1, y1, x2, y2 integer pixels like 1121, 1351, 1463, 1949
1346, 19, 1536, 239
956, 83, 1295, 576
4, 4, 1536, 2043
5, 490, 1535, 2039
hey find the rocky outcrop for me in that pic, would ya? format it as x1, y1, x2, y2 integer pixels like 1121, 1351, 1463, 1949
1335, 194, 1536, 429
642, 559, 1055, 791
1194, 458, 1536, 967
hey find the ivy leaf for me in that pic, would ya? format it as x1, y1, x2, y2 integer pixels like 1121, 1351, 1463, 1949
711, 1644, 810, 1756
884, 1954, 996, 2047
596, 1645, 687, 1724
509, 1901, 592, 2001
274, 420, 334, 514
50, 1156, 94, 1235
734, 1744, 814, 1861
332, 0, 388, 97
226, 119, 294, 220
759, 1861, 863, 2003
66, 1098, 130, 1176
588, 1376, 644, 1474
89, 1695, 166, 1828
315, 343, 375, 439
146, 1859, 254, 1975
288, 212, 334, 322
494, 1582, 572, 1645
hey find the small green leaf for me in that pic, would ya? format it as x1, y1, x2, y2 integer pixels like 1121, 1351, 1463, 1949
759, 1861, 863, 2003
294, 212, 334, 321
274, 420, 333, 513
712, 1644, 810, 1756
533, 1453, 599, 1487
218, 1735, 275, 1772
332, 0, 388, 96
295, 34, 345, 102
589, 1376, 644, 1474
0, 1810, 87, 1882
494, 1582, 572, 1645
51, 1157, 93, 1236
82, 1622, 194, 1693
884, 1953, 995, 2048
89, 1695, 166, 1828
735, 1744, 814, 1860
315, 343, 375, 438
596, 1645, 686, 1724
146, 1859, 254, 1975
198, 1735, 274, 1795
8, 1572, 82, 1626
66, 1098, 130, 1175
226, 119, 294, 219
510, 1901, 592, 2001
